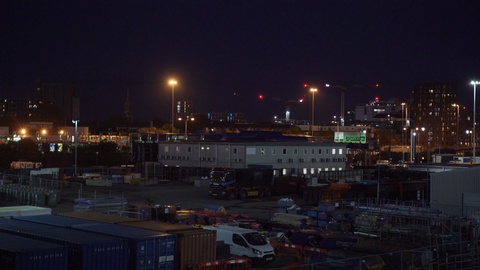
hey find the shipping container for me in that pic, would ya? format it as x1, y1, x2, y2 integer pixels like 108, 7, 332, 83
0, 219, 128, 270
56, 212, 217, 270
0, 232, 68, 270
58, 211, 141, 224
73, 223, 176, 270
14, 214, 98, 227
0, 205, 51, 218
119, 220, 217, 270
14, 215, 176, 270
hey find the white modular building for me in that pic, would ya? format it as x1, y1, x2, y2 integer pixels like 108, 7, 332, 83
157, 141, 347, 176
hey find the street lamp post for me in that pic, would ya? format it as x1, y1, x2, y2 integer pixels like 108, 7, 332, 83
310, 88, 317, 136
452, 103, 460, 148
471, 81, 480, 162
401, 103, 406, 162
467, 130, 473, 155
421, 127, 425, 163
169, 79, 177, 133
325, 84, 346, 126
377, 150, 380, 204
72, 119, 79, 177
179, 115, 194, 140
411, 129, 416, 163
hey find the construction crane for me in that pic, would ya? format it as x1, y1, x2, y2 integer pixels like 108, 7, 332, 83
325, 83, 379, 126
258, 94, 304, 124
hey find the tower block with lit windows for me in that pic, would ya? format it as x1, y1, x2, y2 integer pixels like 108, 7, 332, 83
412, 83, 458, 151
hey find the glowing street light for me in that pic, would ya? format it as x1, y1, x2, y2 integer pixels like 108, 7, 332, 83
72, 119, 79, 177
169, 79, 177, 133
178, 115, 195, 140
310, 88, 317, 136
471, 81, 480, 162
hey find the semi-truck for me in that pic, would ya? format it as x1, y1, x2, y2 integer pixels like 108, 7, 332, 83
209, 166, 274, 199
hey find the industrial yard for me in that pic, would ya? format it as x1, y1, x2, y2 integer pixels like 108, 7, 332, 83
1, 170, 480, 269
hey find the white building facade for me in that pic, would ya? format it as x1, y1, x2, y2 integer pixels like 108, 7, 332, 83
157, 141, 347, 176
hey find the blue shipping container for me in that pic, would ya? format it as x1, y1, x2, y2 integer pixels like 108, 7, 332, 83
73, 223, 176, 270
0, 219, 129, 270
0, 232, 68, 270
14, 214, 99, 227
14, 215, 176, 270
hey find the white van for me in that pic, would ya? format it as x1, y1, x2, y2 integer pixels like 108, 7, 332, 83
203, 225, 275, 265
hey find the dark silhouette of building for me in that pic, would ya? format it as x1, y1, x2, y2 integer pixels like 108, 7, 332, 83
34, 80, 80, 123
124, 89, 133, 123
1, 99, 40, 118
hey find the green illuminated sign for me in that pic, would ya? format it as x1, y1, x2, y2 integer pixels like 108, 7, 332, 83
334, 132, 366, 143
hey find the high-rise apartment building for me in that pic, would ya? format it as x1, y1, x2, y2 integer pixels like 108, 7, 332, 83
0, 99, 51, 119
412, 83, 457, 150
176, 100, 192, 117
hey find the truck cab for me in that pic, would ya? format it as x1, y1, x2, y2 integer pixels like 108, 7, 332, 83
209, 167, 274, 199
209, 168, 237, 199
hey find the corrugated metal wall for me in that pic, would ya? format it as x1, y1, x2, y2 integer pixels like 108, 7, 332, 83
430, 167, 480, 216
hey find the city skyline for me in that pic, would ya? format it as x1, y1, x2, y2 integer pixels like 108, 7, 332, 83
1, 1, 479, 123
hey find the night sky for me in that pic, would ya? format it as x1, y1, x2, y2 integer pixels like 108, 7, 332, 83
1, 1, 480, 123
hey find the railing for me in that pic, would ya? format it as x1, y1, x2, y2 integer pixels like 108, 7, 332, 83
270, 240, 480, 270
